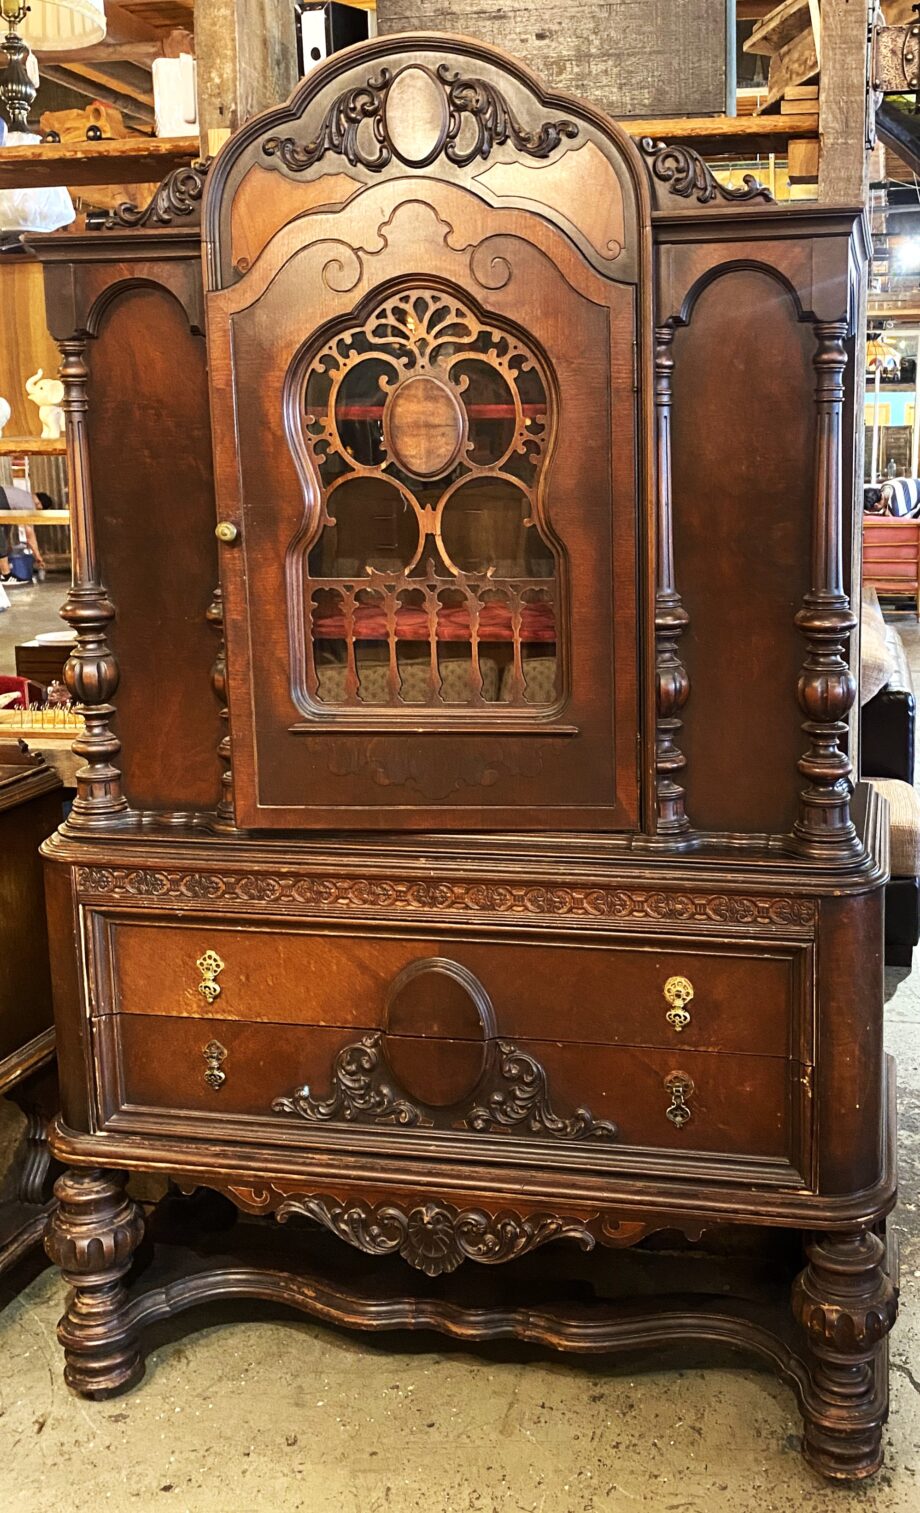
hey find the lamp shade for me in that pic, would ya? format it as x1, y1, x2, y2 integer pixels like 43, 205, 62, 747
18, 0, 106, 51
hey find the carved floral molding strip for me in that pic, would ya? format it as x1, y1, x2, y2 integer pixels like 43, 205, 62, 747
74, 866, 816, 927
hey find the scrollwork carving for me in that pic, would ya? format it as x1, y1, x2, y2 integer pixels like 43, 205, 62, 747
89, 160, 210, 229
271, 1033, 429, 1127
466, 1042, 618, 1140
272, 1032, 617, 1142
639, 138, 773, 205
262, 63, 578, 176
437, 64, 579, 167
276, 1194, 595, 1277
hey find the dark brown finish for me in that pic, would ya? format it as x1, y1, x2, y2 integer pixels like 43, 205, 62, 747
0, 745, 62, 1275
44, 1167, 145, 1397
33, 34, 893, 1481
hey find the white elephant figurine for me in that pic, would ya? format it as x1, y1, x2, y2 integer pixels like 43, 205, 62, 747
0, 396, 10, 437
25, 369, 65, 440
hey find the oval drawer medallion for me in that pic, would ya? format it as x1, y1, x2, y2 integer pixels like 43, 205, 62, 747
383, 957, 494, 1106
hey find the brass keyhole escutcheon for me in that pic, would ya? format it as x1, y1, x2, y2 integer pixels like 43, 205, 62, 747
664, 975, 694, 1033
664, 1070, 694, 1129
196, 949, 224, 1006
203, 1040, 228, 1091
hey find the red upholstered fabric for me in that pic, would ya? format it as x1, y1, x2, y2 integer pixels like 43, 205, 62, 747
312, 601, 556, 644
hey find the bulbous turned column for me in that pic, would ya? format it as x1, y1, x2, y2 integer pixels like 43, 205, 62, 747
793, 1230, 898, 1480
58, 336, 129, 830
44, 1168, 145, 1398
206, 586, 236, 827
652, 325, 694, 842
789, 320, 861, 861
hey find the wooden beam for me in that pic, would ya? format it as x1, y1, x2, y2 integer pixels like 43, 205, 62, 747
194, 0, 301, 143
744, 0, 812, 55
0, 136, 195, 189
63, 62, 155, 110
40, 64, 155, 126
818, 0, 872, 205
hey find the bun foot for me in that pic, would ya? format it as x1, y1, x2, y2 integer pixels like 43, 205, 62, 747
44, 1167, 145, 1398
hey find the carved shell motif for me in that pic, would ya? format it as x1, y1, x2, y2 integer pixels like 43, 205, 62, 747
276, 1194, 596, 1277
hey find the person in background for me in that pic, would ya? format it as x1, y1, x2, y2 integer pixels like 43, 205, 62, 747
0, 482, 46, 586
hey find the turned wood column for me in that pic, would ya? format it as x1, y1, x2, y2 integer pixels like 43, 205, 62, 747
789, 319, 861, 860
652, 324, 693, 841
59, 337, 129, 830
44, 1168, 145, 1398
793, 1230, 898, 1480
206, 585, 236, 825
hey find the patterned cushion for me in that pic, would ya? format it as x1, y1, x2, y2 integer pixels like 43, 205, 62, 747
867, 778, 920, 876
316, 655, 499, 705
499, 656, 558, 704
881, 477, 920, 517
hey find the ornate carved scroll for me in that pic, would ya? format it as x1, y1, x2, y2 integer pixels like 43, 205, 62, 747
272, 1034, 427, 1127
652, 325, 693, 841
263, 63, 578, 176
790, 321, 861, 860
59, 339, 129, 830
467, 1042, 618, 1139
272, 1031, 618, 1142
88, 160, 210, 230
639, 138, 773, 206
275, 1194, 595, 1277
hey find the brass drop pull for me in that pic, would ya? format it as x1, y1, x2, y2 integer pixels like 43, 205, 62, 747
196, 950, 224, 1006
203, 1040, 228, 1091
215, 521, 239, 544
665, 1071, 694, 1129
664, 975, 694, 1032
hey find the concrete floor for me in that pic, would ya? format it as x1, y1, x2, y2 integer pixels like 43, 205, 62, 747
0, 616, 918, 1513
0, 575, 69, 678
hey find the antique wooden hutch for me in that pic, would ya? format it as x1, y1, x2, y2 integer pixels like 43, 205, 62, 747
33, 34, 895, 1480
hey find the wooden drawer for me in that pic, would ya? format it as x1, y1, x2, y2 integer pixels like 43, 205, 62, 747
95, 917, 809, 1061
102, 1012, 804, 1164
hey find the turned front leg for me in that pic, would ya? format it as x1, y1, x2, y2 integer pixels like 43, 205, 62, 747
44, 1168, 145, 1398
792, 1230, 897, 1481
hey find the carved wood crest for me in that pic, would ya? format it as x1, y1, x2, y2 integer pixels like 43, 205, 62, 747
262, 63, 579, 176
639, 139, 773, 206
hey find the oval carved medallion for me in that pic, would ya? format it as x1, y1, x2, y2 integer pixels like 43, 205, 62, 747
384, 958, 493, 1107
383, 374, 468, 479
383, 66, 450, 166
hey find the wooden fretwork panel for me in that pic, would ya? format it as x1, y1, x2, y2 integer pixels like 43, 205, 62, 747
293, 286, 561, 715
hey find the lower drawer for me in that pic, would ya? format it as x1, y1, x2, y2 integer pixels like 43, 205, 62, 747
99, 1012, 808, 1168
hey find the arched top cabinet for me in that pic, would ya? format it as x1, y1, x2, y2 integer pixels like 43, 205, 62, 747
202, 34, 653, 830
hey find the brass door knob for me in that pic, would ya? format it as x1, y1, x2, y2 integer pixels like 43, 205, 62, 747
215, 521, 239, 543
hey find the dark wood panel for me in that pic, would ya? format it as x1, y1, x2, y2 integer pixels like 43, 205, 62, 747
671, 268, 815, 835
0, 766, 60, 1063
102, 917, 802, 1059
87, 283, 221, 815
